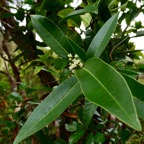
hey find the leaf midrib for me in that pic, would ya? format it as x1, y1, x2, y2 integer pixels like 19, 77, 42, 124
83, 67, 134, 123
33, 16, 68, 55
93, 18, 116, 57
17, 81, 79, 142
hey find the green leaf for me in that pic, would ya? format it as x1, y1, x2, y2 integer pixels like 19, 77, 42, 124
54, 58, 67, 69
31, 15, 85, 60
94, 132, 105, 143
60, 2, 99, 24
9, 92, 23, 102
86, 133, 95, 144
82, 100, 97, 128
121, 128, 131, 143
87, 14, 118, 59
80, 13, 92, 27
121, 74, 144, 119
120, 69, 139, 77
13, 76, 81, 144
58, 8, 81, 27
69, 129, 85, 144
58, 8, 74, 18
134, 98, 144, 120
65, 121, 77, 132
31, 15, 72, 58
34, 66, 44, 75
76, 58, 141, 131
122, 73, 144, 101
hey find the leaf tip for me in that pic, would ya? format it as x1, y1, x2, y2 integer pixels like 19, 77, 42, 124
134, 121, 142, 131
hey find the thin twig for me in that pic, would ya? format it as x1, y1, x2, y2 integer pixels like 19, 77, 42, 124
110, 36, 129, 61
0, 20, 15, 29
0, 70, 9, 77
0, 53, 9, 62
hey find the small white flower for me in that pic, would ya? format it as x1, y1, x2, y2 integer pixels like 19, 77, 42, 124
72, 58, 80, 65
69, 63, 76, 70
52, 52, 58, 58
72, 58, 76, 63
69, 57, 72, 61
68, 53, 83, 73
118, 122, 123, 126
72, 69, 75, 73
69, 65, 74, 70
74, 54, 79, 58
68, 53, 73, 58
69, 62, 72, 65
71, 63, 77, 68
79, 62, 83, 67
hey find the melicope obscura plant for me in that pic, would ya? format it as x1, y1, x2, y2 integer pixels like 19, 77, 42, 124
13, 5, 144, 143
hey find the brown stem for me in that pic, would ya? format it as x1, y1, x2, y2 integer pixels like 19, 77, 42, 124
2, 37, 21, 83
4, 61, 17, 92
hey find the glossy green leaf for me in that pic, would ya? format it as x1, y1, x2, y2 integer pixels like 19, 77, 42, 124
69, 129, 85, 144
31, 15, 72, 58
76, 58, 141, 131
121, 74, 144, 119
60, 2, 99, 24
58, 9, 82, 27
58, 8, 74, 18
122, 73, 144, 101
31, 15, 85, 60
87, 14, 118, 59
134, 97, 144, 119
13, 76, 81, 144
120, 69, 139, 77
82, 100, 97, 128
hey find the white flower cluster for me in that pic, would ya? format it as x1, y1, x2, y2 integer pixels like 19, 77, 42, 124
68, 53, 83, 73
